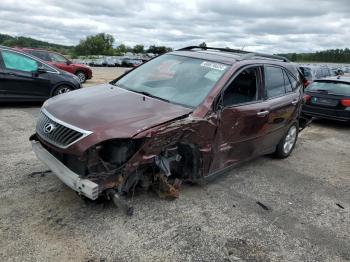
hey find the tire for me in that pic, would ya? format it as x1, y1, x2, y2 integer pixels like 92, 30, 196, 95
274, 123, 298, 159
75, 71, 87, 83
52, 85, 73, 97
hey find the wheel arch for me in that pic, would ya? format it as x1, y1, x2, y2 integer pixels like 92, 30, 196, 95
50, 82, 77, 97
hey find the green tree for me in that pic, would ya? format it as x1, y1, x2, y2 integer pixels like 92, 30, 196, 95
133, 44, 144, 54
291, 53, 297, 62
199, 42, 207, 48
147, 45, 172, 55
115, 44, 127, 54
75, 33, 115, 56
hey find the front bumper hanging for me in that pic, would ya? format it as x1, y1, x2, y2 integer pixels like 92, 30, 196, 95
31, 140, 99, 200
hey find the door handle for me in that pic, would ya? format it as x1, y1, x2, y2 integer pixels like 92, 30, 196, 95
257, 110, 269, 117
291, 100, 298, 106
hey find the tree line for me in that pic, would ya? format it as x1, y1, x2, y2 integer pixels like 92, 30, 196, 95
277, 49, 350, 63
0, 33, 173, 57
2, 32, 350, 62
74, 33, 173, 56
0, 33, 73, 54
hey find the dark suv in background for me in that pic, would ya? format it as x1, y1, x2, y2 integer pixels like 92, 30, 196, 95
20, 48, 92, 83
0, 46, 81, 101
31, 46, 307, 214
303, 76, 350, 123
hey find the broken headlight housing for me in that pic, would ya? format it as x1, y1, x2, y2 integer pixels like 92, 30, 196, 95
98, 139, 144, 167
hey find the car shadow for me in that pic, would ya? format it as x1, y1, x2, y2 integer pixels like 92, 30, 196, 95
311, 118, 350, 129
0, 101, 43, 108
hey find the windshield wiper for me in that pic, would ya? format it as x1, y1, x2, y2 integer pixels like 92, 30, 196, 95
114, 82, 170, 103
132, 90, 170, 103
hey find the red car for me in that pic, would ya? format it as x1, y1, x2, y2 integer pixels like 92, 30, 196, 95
20, 48, 92, 83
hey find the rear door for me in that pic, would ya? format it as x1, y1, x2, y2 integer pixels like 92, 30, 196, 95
0, 49, 51, 99
259, 65, 301, 149
211, 65, 271, 172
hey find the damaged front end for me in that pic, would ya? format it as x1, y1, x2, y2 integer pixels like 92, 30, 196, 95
30, 114, 214, 215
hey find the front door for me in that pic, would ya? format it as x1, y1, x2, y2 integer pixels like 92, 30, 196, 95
0, 50, 51, 99
211, 66, 270, 172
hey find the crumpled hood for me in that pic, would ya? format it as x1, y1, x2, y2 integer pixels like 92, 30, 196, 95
43, 84, 192, 141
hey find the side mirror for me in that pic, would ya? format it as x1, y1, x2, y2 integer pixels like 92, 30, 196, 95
66, 60, 72, 65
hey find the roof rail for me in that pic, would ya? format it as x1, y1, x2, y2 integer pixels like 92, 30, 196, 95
177, 46, 290, 62
178, 46, 249, 54
239, 52, 290, 62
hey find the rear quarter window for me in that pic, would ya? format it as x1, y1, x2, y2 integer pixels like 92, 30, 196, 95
265, 66, 286, 98
286, 71, 299, 91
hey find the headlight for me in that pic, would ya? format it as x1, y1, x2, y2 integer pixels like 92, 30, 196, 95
98, 139, 144, 167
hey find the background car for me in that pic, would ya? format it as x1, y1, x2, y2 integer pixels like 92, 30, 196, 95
104, 57, 123, 67
315, 66, 331, 79
121, 58, 143, 67
302, 76, 350, 123
20, 48, 92, 83
112, 58, 123, 67
89, 58, 104, 67
0, 47, 81, 101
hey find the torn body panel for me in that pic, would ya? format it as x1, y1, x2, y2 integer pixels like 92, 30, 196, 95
30, 114, 219, 205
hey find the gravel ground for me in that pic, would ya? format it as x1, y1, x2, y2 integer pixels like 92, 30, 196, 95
83, 67, 129, 87
0, 68, 349, 261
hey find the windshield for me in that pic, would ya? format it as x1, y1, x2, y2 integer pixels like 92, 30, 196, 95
115, 54, 229, 108
307, 81, 350, 95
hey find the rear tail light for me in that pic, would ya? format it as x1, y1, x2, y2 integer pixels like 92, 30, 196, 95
341, 99, 350, 107
303, 79, 310, 88
303, 94, 311, 103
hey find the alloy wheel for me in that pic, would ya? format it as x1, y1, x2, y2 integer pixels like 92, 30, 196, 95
57, 87, 71, 94
283, 125, 297, 154
76, 72, 86, 83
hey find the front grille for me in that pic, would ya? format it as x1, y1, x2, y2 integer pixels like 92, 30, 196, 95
36, 110, 92, 149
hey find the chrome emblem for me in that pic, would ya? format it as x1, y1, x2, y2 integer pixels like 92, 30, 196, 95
43, 123, 56, 134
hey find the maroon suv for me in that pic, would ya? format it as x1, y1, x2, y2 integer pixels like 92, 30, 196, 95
30, 46, 307, 214
21, 48, 92, 83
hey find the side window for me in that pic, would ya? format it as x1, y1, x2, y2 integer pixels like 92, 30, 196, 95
223, 67, 259, 107
30, 51, 51, 61
50, 53, 68, 63
2, 50, 38, 72
286, 71, 298, 91
265, 66, 285, 98
283, 70, 293, 93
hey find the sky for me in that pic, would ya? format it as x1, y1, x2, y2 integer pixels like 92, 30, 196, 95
0, 0, 349, 53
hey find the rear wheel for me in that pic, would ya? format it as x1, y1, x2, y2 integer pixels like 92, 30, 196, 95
75, 71, 86, 83
274, 123, 298, 159
52, 85, 73, 97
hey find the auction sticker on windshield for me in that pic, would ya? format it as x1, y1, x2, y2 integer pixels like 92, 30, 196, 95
201, 61, 227, 71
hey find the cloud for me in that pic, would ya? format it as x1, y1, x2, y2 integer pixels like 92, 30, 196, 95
0, 0, 349, 53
